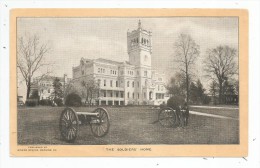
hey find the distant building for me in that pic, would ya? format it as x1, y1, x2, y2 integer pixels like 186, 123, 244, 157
72, 20, 169, 105
31, 74, 71, 100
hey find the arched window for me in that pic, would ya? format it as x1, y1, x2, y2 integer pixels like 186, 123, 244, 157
132, 93, 135, 99
127, 92, 130, 98
132, 81, 134, 88
127, 81, 130, 87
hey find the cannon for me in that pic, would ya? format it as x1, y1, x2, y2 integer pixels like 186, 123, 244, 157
158, 106, 189, 128
59, 107, 110, 143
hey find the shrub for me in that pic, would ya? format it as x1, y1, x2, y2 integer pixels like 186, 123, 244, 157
65, 93, 82, 107
25, 99, 38, 107
159, 102, 167, 109
39, 99, 52, 106
202, 95, 211, 105
54, 98, 63, 106
167, 95, 185, 110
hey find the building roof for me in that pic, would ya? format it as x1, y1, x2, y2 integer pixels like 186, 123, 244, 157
95, 58, 124, 65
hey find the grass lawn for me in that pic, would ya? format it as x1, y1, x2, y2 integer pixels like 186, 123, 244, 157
17, 106, 239, 145
189, 106, 239, 118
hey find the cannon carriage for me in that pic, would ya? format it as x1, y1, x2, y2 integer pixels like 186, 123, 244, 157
158, 106, 189, 128
59, 107, 110, 142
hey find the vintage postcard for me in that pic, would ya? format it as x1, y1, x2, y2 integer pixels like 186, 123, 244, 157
10, 9, 248, 156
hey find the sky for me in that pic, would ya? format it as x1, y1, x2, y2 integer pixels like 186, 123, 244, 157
17, 17, 238, 97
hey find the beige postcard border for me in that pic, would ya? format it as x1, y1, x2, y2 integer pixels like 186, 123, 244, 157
10, 9, 248, 157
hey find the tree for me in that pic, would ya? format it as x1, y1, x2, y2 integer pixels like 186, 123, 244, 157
196, 79, 205, 103
204, 45, 237, 104
63, 80, 77, 101
51, 77, 63, 100
166, 73, 186, 98
81, 79, 100, 105
174, 34, 200, 104
30, 90, 39, 100
189, 79, 207, 104
189, 82, 197, 103
17, 34, 51, 100
209, 80, 218, 105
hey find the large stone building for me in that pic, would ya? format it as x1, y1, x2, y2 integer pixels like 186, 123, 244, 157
72, 20, 169, 105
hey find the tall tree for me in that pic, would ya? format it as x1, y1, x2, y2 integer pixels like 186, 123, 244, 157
204, 45, 237, 104
17, 34, 51, 100
189, 82, 197, 103
51, 77, 63, 100
174, 34, 200, 104
209, 80, 218, 105
167, 72, 186, 98
196, 79, 205, 103
81, 79, 100, 105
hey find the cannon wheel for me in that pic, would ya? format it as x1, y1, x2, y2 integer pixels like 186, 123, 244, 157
90, 107, 110, 137
59, 107, 79, 142
158, 107, 177, 128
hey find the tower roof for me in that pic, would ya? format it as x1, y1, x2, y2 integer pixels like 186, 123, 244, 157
138, 19, 142, 29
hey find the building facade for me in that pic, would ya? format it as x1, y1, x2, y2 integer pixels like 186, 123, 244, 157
72, 20, 169, 105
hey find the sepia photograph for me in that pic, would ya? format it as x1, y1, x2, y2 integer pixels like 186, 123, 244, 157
10, 9, 248, 156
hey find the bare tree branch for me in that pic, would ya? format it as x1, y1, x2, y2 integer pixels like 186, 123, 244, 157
17, 34, 52, 100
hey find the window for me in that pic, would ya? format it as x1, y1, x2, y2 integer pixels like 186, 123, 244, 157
116, 91, 119, 97
81, 70, 84, 75
158, 85, 160, 91
144, 71, 147, 77
104, 80, 106, 87
48, 89, 50, 93
132, 81, 134, 88
133, 93, 135, 99
110, 91, 113, 97
98, 68, 100, 73
116, 81, 118, 87
138, 93, 139, 99
137, 38, 139, 43
137, 82, 139, 88
121, 92, 124, 98
97, 79, 101, 87
144, 92, 146, 98
144, 55, 148, 62
110, 80, 113, 87
127, 92, 130, 98
104, 91, 106, 97
127, 81, 130, 87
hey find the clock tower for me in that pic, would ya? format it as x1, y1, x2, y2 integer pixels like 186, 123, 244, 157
127, 20, 152, 67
